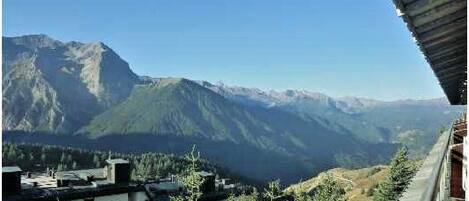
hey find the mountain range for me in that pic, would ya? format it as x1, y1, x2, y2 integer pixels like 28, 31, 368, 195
202, 82, 464, 156
2, 35, 464, 184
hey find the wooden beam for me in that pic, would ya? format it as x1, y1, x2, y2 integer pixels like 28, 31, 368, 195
402, 0, 419, 5
424, 37, 466, 54
409, 1, 466, 27
421, 33, 466, 53
405, 0, 454, 16
418, 18, 466, 43
430, 54, 466, 67
435, 64, 466, 75
430, 49, 467, 65
439, 74, 466, 85
438, 70, 466, 81
432, 59, 466, 72
415, 9, 466, 33
427, 41, 466, 58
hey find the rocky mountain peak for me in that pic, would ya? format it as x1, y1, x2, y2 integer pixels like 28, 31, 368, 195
5, 34, 63, 50
3, 35, 141, 132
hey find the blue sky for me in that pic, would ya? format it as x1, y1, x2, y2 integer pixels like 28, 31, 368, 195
3, 0, 444, 101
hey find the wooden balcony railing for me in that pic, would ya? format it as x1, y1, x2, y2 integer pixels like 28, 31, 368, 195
400, 115, 467, 201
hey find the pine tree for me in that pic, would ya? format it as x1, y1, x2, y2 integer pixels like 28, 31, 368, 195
312, 174, 346, 201
263, 179, 282, 201
6, 145, 17, 161
93, 154, 101, 168
294, 191, 313, 201
170, 195, 185, 201
41, 152, 47, 164
182, 145, 205, 201
18, 153, 25, 160
373, 147, 417, 201
251, 187, 260, 201
60, 152, 66, 163
72, 161, 78, 170
67, 154, 73, 163
227, 193, 237, 201
57, 163, 64, 171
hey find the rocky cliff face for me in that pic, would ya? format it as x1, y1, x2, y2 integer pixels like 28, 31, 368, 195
3, 35, 140, 133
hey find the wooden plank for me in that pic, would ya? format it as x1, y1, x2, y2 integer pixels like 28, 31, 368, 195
430, 48, 467, 65
431, 53, 466, 67
438, 70, 466, 81
411, 1, 466, 27
440, 84, 461, 104
450, 155, 464, 198
436, 73, 466, 87
402, 0, 419, 5
415, 9, 466, 33
439, 78, 465, 87
424, 37, 466, 54
435, 63, 466, 75
418, 18, 466, 43
405, 0, 452, 15
427, 41, 466, 58
431, 55, 466, 72
421, 30, 466, 49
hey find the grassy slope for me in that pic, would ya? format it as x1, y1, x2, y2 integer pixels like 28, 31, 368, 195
285, 165, 389, 201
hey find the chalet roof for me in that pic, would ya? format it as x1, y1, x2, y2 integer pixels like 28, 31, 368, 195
198, 171, 215, 177
22, 175, 57, 189
4, 184, 145, 201
56, 168, 105, 180
3, 166, 22, 173
106, 159, 129, 164
5, 167, 144, 201
393, 0, 467, 105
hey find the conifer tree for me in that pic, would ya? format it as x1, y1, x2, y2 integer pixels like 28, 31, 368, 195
182, 145, 205, 201
227, 193, 237, 201
18, 153, 25, 160
170, 195, 185, 201
72, 161, 78, 170
60, 152, 66, 163
41, 152, 47, 164
263, 179, 282, 201
294, 191, 313, 201
93, 154, 101, 168
7, 148, 17, 161
312, 174, 346, 201
373, 147, 417, 201
251, 187, 260, 201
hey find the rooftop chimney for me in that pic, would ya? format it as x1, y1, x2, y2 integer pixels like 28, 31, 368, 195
3, 166, 22, 196
106, 159, 130, 184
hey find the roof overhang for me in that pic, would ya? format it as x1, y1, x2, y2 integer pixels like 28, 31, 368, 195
393, 0, 467, 105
